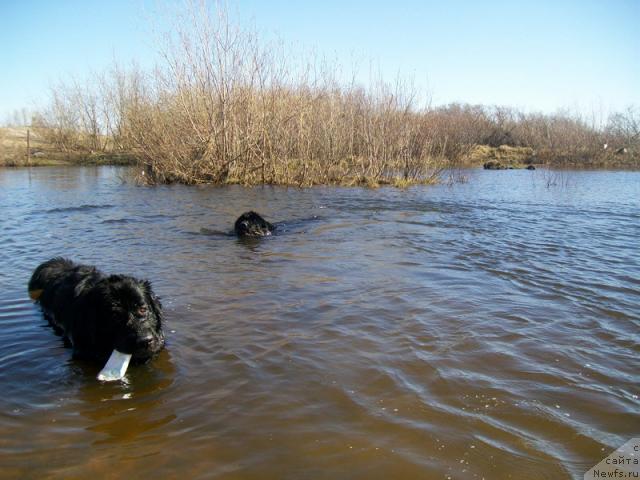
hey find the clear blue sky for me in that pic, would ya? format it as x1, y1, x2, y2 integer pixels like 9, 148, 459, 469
1, 0, 638, 120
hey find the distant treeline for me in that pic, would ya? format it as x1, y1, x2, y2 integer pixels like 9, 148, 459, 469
21, 3, 640, 185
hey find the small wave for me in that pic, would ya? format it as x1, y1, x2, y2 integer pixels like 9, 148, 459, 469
101, 218, 133, 225
44, 204, 114, 214
199, 227, 233, 237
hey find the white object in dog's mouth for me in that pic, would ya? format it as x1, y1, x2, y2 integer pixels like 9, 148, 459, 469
97, 350, 132, 382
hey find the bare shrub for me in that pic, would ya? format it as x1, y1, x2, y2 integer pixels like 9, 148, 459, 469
31, 0, 638, 180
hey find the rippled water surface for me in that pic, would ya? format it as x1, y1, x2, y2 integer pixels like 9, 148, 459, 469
1, 167, 638, 479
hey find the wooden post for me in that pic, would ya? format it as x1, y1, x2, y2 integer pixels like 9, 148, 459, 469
27, 129, 31, 165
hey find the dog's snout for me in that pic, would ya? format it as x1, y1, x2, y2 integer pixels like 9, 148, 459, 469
137, 335, 154, 347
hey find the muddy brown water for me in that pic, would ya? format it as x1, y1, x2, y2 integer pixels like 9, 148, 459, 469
0, 167, 638, 479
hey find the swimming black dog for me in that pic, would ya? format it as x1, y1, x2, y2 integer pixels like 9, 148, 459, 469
28, 258, 165, 364
234, 211, 275, 237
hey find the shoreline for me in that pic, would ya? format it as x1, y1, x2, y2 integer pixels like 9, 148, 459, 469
2, 128, 638, 182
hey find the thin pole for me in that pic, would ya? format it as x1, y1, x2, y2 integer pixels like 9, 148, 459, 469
27, 129, 31, 165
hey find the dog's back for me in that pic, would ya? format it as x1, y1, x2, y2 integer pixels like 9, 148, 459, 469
28, 258, 102, 330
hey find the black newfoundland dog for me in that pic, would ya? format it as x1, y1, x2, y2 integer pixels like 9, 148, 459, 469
28, 258, 165, 378
234, 211, 275, 238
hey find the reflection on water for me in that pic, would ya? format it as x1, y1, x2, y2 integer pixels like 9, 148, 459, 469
0, 166, 638, 479
77, 349, 176, 446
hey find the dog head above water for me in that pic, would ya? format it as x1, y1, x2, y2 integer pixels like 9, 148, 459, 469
234, 211, 275, 238
88, 275, 165, 362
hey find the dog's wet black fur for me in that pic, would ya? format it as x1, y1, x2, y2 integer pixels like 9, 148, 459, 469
28, 258, 164, 364
234, 211, 275, 238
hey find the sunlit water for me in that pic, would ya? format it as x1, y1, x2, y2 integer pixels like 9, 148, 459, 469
0, 167, 638, 479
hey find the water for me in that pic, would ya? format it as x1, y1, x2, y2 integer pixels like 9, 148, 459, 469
0, 167, 638, 479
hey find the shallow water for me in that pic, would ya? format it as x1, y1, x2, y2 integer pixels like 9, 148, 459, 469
0, 167, 638, 479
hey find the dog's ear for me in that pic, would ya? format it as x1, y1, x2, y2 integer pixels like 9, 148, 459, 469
142, 280, 163, 327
